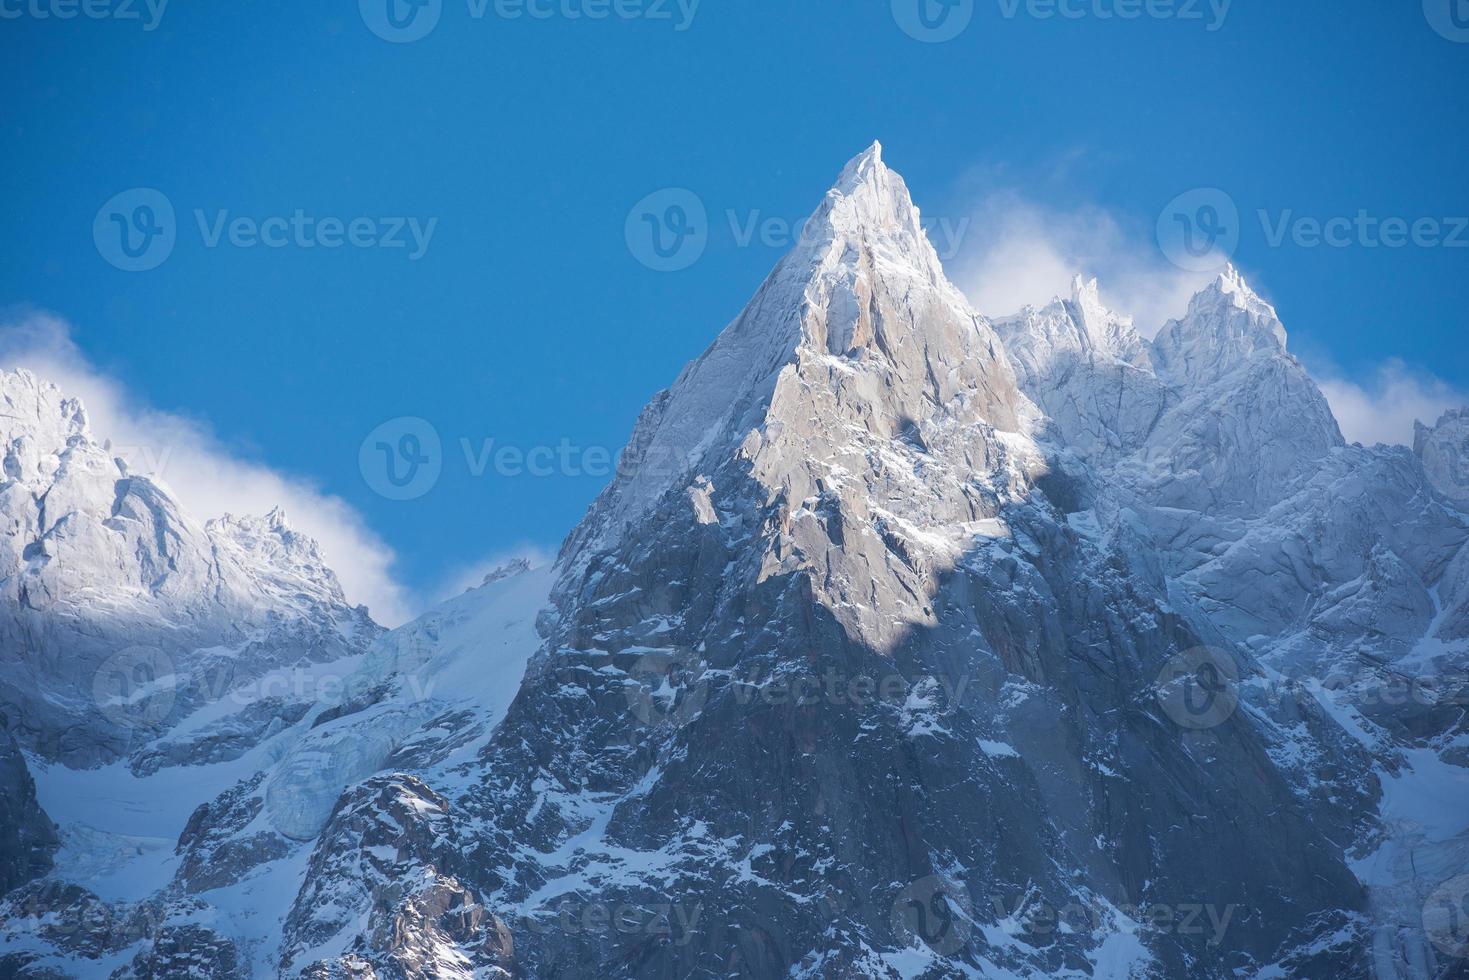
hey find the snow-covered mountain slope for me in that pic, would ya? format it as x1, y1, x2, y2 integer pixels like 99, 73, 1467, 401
3, 146, 1467, 980
0, 367, 383, 976
1, 547, 549, 978
0, 369, 381, 769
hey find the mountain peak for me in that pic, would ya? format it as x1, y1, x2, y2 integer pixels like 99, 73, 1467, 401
1210, 263, 1275, 314
563, 144, 1027, 570
1153, 265, 1289, 384
835, 140, 885, 185
1066, 274, 1136, 336
805, 141, 932, 273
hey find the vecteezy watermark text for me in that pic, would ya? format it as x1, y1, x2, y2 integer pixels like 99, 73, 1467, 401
94, 188, 437, 272
621, 647, 976, 729
194, 210, 437, 259
0, 0, 167, 30
1157, 187, 1469, 270
891, 0, 1230, 42
359, 417, 655, 500
996, 0, 1230, 30
1257, 210, 1469, 249
989, 894, 1239, 945
91, 646, 440, 730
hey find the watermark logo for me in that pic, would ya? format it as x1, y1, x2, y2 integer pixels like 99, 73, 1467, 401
626, 188, 708, 272
93, 645, 176, 729
94, 188, 176, 272
359, 417, 443, 500
623, 648, 709, 727
193, 211, 438, 259
1425, 0, 1469, 42
890, 876, 973, 956
1424, 873, 1469, 958
1157, 187, 1239, 272
1155, 646, 1239, 729
892, 0, 974, 42
360, 0, 442, 42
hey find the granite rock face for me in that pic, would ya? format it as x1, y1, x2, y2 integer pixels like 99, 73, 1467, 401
281, 775, 515, 979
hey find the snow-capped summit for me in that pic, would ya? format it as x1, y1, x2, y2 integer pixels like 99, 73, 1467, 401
501, 148, 1383, 977
565, 143, 1032, 649
994, 264, 1344, 511
567, 142, 1029, 570
1153, 263, 1289, 385
807, 140, 943, 282
991, 278, 1164, 461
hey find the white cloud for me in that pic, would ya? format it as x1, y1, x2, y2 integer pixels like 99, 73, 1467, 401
945, 189, 1215, 337
1316, 360, 1468, 448
0, 311, 419, 627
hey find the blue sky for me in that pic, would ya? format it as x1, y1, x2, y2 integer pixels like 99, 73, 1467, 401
2, 0, 1466, 622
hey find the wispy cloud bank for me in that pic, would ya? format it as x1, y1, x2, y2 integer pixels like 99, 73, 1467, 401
1316, 360, 1468, 448
936, 161, 1464, 450
0, 311, 418, 626
945, 188, 1214, 336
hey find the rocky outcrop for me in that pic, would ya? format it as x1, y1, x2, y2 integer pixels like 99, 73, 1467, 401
108, 925, 241, 980
0, 726, 55, 896
281, 774, 514, 979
